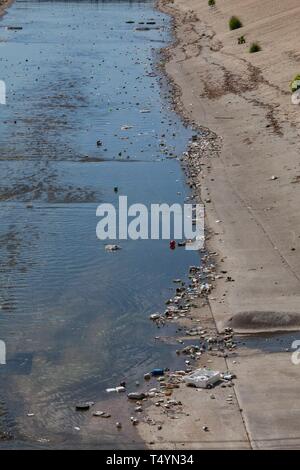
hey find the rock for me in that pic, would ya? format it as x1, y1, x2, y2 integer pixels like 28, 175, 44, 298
93, 411, 104, 417
131, 417, 139, 425
75, 402, 94, 411
116, 422, 122, 429
149, 313, 160, 320
127, 392, 146, 400
93, 411, 111, 418
144, 373, 151, 380
151, 368, 164, 377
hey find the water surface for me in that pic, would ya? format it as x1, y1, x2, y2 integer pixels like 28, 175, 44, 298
0, 0, 199, 448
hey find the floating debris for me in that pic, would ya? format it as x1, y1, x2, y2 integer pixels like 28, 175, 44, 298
105, 244, 122, 252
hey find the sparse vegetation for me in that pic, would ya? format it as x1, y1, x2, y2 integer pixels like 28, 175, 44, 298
229, 16, 243, 31
290, 74, 300, 92
249, 42, 261, 53
238, 35, 246, 44
208, 0, 216, 6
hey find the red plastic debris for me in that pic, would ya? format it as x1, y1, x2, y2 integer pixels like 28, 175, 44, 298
170, 240, 176, 250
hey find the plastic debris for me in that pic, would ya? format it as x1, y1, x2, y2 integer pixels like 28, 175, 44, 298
105, 244, 121, 252
169, 240, 176, 250
184, 368, 221, 389
106, 386, 126, 393
151, 368, 164, 377
292, 89, 300, 105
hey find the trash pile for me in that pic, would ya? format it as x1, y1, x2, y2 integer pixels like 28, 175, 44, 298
149, 254, 217, 325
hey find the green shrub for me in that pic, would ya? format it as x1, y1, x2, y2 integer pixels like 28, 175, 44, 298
208, 0, 216, 6
290, 74, 300, 92
249, 42, 261, 53
238, 35, 246, 44
229, 16, 243, 30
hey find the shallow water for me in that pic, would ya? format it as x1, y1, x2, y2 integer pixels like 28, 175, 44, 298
237, 332, 300, 354
0, 0, 199, 448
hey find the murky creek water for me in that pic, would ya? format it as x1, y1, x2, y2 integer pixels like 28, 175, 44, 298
0, 0, 199, 448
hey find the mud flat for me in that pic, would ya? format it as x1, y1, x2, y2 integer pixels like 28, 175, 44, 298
136, 0, 300, 449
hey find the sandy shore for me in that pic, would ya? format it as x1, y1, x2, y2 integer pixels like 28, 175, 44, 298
0, 0, 14, 17
137, 0, 300, 449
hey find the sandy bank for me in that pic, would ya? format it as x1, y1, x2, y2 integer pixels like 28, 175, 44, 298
0, 0, 14, 17
137, 0, 300, 449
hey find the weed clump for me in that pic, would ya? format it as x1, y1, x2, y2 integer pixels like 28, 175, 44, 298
229, 16, 243, 30
249, 42, 261, 53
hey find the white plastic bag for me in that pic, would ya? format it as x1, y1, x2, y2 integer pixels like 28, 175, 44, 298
291, 89, 300, 105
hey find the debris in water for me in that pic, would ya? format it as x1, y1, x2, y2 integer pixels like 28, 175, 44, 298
105, 244, 122, 252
